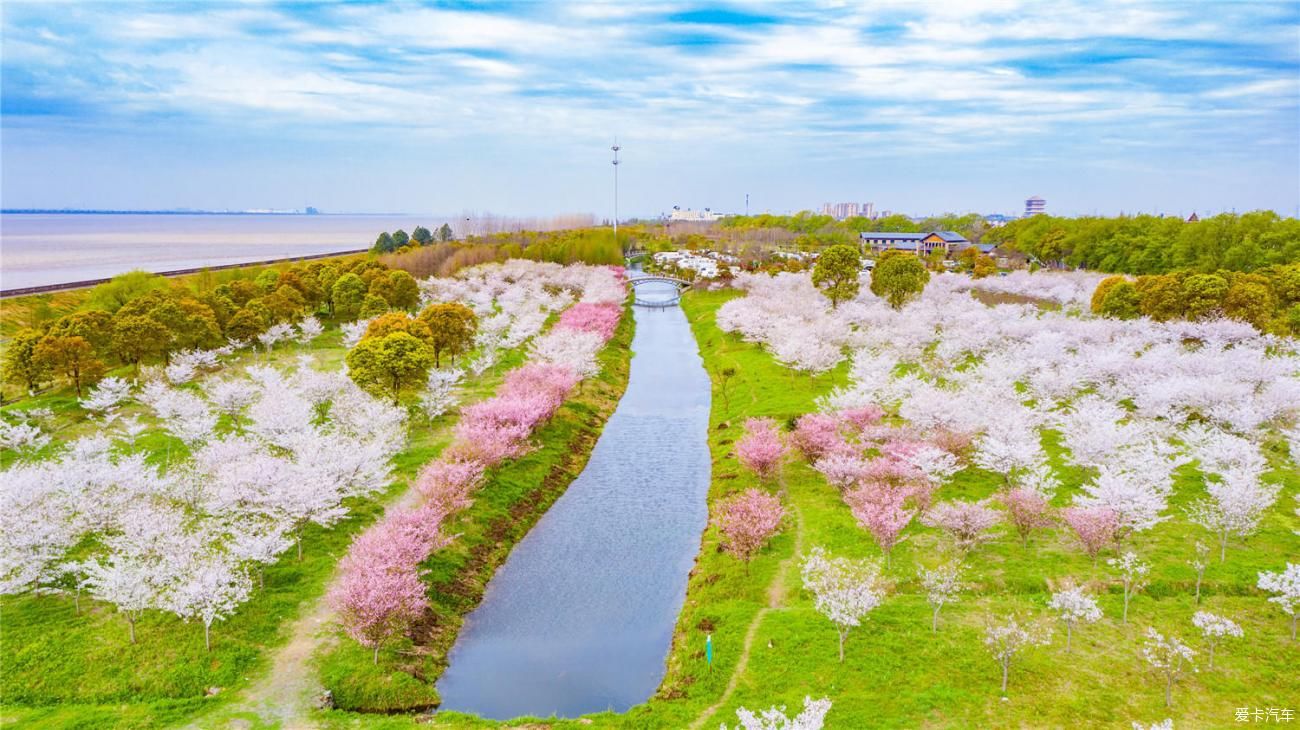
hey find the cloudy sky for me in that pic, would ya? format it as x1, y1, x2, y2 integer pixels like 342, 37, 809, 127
2, 1, 1297, 218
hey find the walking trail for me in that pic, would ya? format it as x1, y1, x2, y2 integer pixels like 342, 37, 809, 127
688, 506, 805, 730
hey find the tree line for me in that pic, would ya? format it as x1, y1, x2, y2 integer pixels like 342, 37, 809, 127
2, 258, 419, 398
371, 225, 455, 254
1090, 264, 1300, 334
986, 211, 1300, 274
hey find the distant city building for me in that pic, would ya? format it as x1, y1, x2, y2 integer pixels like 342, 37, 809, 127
668, 206, 725, 222
304, 206, 320, 215
984, 213, 1014, 226
860, 230, 994, 258
819, 201, 875, 220
1024, 196, 1046, 216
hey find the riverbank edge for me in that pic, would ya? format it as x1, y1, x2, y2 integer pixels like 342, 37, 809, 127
315, 302, 637, 716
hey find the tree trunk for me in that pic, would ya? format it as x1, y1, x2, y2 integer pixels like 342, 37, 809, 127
838, 629, 846, 663
128, 615, 137, 644
373, 645, 380, 665
296, 532, 303, 561
1195, 573, 1202, 604
1291, 615, 1296, 641
1220, 529, 1228, 562
1164, 675, 1173, 707
1065, 622, 1073, 652
932, 606, 940, 633
1001, 660, 1009, 694
204, 623, 212, 652
1122, 591, 1130, 624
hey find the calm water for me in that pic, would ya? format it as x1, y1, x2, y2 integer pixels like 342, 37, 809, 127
436, 281, 711, 720
0, 213, 437, 289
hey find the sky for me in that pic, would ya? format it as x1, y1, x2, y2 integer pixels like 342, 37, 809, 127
2, 1, 1298, 219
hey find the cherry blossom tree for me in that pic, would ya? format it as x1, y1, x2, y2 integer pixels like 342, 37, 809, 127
736, 418, 786, 483
81, 376, 132, 416
845, 483, 914, 568
295, 315, 324, 344
83, 553, 158, 643
800, 546, 886, 662
1186, 468, 1279, 562
1131, 720, 1173, 730
1189, 541, 1210, 604
922, 499, 1001, 553
1047, 585, 1102, 651
414, 458, 484, 513
1062, 506, 1119, 565
974, 416, 1044, 486
983, 613, 1050, 696
1191, 611, 1242, 669
1109, 551, 1150, 624
1074, 464, 1171, 539
206, 377, 260, 426
790, 413, 847, 462
1257, 563, 1299, 640
721, 696, 832, 730
1000, 487, 1054, 547
420, 368, 463, 420
716, 489, 784, 568
813, 453, 869, 492
1142, 627, 1196, 707
919, 562, 965, 632
166, 551, 253, 651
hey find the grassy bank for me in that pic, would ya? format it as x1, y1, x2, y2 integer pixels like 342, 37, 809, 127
314, 305, 636, 716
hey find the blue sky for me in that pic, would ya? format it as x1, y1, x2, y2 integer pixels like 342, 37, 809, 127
2, 1, 1297, 218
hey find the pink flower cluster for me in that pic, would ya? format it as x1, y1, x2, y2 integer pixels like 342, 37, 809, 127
557, 302, 622, 341
717, 488, 785, 564
736, 418, 786, 481
450, 363, 580, 466
328, 501, 451, 662
1062, 505, 1119, 564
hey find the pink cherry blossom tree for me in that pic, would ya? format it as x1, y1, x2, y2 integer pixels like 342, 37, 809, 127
716, 489, 785, 568
1062, 506, 1119, 565
790, 413, 847, 462
845, 483, 914, 568
1000, 488, 1054, 547
736, 418, 786, 483
813, 452, 870, 492
922, 499, 1001, 553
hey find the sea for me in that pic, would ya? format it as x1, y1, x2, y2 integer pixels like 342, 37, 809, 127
0, 213, 440, 291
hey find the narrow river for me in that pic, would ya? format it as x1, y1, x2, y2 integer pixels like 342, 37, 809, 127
435, 281, 712, 720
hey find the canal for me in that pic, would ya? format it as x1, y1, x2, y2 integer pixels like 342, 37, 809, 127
435, 281, 712, 720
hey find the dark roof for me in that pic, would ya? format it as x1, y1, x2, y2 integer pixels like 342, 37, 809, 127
977, 243, 996, 253
860, 230, 969, 244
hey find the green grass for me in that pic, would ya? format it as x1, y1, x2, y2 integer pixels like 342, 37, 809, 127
313, 305, 636, 714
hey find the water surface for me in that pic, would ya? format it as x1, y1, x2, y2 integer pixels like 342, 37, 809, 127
436, 281, 711, 720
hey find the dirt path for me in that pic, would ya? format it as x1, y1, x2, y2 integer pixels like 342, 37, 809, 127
688, 506, 805, 730
187, 479, 429, 729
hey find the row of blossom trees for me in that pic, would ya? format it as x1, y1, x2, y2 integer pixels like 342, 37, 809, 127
329, 263, 627, 662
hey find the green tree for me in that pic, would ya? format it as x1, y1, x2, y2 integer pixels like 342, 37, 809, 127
254, 269, 280, 292
811, 244, 862, 308
385, 271, 421, 311
111, 315, 170, 375
85, 270, 167, 313
1135, 274, 1186, 321
225, 308, 267, 342
372, 232, 396, 253
870, 251, 930, 309
47, 311, 113, 354
972, 255, 997, 279
412, 226, 433, 245
345, 332, 435, 404
391, 230, 410, 249
34, 335, 104, 397
2, 329, 51, 394
332, 273, 368, 320
1223, 278, 1276, 329
438, 223, 453, 242
359, 294, 390, 319
418, 302, 478, 367
1098, 281, 1141, 319
1090, 276, 1127, 314
1182, 274, 1229, 320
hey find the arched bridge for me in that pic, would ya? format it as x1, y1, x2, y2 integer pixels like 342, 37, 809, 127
626, 274, 692, 308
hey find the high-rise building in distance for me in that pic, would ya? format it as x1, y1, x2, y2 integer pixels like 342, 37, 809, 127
1024, 196, 1046, 216
820, 201, 875, 219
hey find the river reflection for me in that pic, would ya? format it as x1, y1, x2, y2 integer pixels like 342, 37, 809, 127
435, 280, 711, 720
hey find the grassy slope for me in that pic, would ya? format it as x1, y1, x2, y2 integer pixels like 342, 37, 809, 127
0, 327, 527, 729
314, 306, 636, 715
